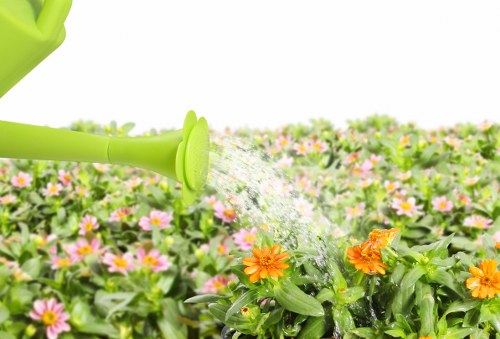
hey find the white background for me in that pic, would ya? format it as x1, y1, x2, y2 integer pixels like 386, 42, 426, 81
1, 0, 499, 133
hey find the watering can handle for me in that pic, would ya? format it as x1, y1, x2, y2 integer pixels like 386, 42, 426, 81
37, 0, 72, 38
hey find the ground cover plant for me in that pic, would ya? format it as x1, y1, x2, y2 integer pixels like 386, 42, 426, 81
0, 117, 499, 338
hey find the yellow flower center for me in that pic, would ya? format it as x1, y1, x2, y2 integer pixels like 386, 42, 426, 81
150, 217, 162, 226
57, 258, 70, 267
298, 145, 307, 152
241, 306, 251, 316
387, 183, 394, 191
259, 255, 273, 267
349, 207, 360, 215
474, 221, 485, 228
213, 280, 225, 290
400, 202, 412, 211
244, 234, 256, 243
49, 186, 58, 193
143, 255, 158, 266
223, 209, 235, 219
113, 257, 128, 269
42, 310, 58, 326
84, 222, 94, 231
439, 201, 447, 209
217, 245, 227, 255
77, 245, 93, 256
18, 177, 25, 185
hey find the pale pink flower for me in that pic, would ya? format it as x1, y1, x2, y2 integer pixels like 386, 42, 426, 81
346, 203, 365, 220
266, 145, 280, 157
78, 215, 99, 235
202, 275, 236, 294
109, 207, 133, 222
102, 252, 135, 275
444, 135, 461, 149
432, 196, 454, 212
233, 227, 258, 251
369, 154, 383, 165
391, 197, 422, 218
478, 120, 492, 132
384, 180, 400, 193
344, 152, 359, 165
137, 248, 171, 272
203, 195, 219, 208
57, 170, 72, 186
65, 238, 101, 262
464, 176, 479, 186
311, 139, 328, 153
214, 202, 237, 223
75, 186, 89, 198
359, 178, 373, 188
293, 141, 311, 155
295, 175, 312, 191
42, 183, 63, 197
360, 159, 373, 174
30, 298, 71, 339
399, 135, 410, 147
275, 155, 294, 169
11, 172, 32, 188
295, 197, 314, 218
145, 175, 160, 186
398, 171, 412, 181
50, 256, 73, 270
0, 194, 16, 205
275, 135, 292, 150
458, 194, 472, 207
139, 210, 173, 231
92, 163, 109, 173
216, 241, 229, 255
125, 177, 142, 190
464, 215, 493, 229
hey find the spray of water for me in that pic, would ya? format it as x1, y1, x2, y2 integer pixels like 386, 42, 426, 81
208, 136, 346, 281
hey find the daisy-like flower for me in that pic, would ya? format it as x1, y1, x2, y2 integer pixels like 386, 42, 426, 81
11, 171, 32, 188
457, 194, 472, 207
346, 203, 365, 220
466, 259, 500, 299
479, 120, 493, 131
139, 210, 174, 231
275, 154, 294, 169
214, 202, 237, 223
311, 139, 328, 153
50, 256, 73, 270
42, 183, 63, 197
75, 186, 89, 198
397, 171, 412, 181
464, 215, 493, 229
78, 215, 99, 235
275, 134, 292, 149
92, 163, 109, 173
233, 227, 258, 251
202, 274, 236, 293
368, 154, 383, 165
57, 170, 71, 186
344, 152, 359, 165
109, 207, 133, 222
242, 244, 289, 283
294, 197, 314, 218
125, 177, 142, 190
0, 194, 16, 205
293, 141, 311, 155
384, 180, 400, 193
432, 196, 454, 213
295, 175, 312, 191
102, 252, 135, 275
203, 195, 219, 208
347, 241, 388, 275
65, 238, 101, 262
464, 176, 479, 186
444, 135, 461, 149
30, 298, 71, 339
391, 197, 422, 218
399, 135, 410, 147
136, 248, 171, 272
217, 242, 229, 255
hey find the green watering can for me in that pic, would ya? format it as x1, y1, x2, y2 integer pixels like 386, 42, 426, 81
0, 0, 210, 204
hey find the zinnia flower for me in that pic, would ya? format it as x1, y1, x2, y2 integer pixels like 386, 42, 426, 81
42, 183, 63, 197
293, 141, 311, 155
391, 197, 422, 218
102, 252, 135, 275
78, 215, 99, 235
50, 256, 73, 270
294, 197, 314, 218
139, 210, 173, 231
213, 202, 237, 223
136, 248, 171, 272
346, 203, 365, 220
30, 298, 71, 339
432, 196, 453, 213
466, 259, 500, 299
109, 207, 133, 222
367, 228, 400, 250
65, 238, 101, 262
242, 244, 289, 283
384, 180, 400, 193
11, 171, 32, 188
0, 194, 16, 205
58, 170, 72, 186
311, 139, 328, 153
464, 215, 493, 229
347, 241, 388, 275
202, 274, 235, 293
233, 227, 258, 251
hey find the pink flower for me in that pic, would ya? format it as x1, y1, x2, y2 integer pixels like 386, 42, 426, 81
50, 256, 73, 270
216, 241, 229, 255
109, 207, 133, 222
295, 175, 312, 191
136, 248, 171, 272
369, 154, 383, 165
78, 215, 99, 235
102, 252, 135, 275
432, 196, 453, 212
464, 215, 493, 229
214, 202, 237, 223
398, 171, 412, 181
275, 155, 294, 169
391, 197, 422, 218
125, 177, 142, 190
294, 197, 314, 218
30, 298, 71, 339
75, 186, 89, 198
0, 194, 16, 205
34, 234, 58, 255
346, 203, 365, 220
293, 141, 311, 155
65, 238, 101, 262
203, 195, 220, 208
11, 172, 32, 188
458, 194, 472, 207
384, 180, 400, 193
464, 176, 479, 186
360, 159, 373, 174
202, 275, 236, 294
275, 134, 292, 150
42, 183, 63, 197
92, 163, 109, 173
344, 152, 359, 165
311, 139, 328, 153
139, 210, 173, 231
57, 170, 72, 186
233, 227, 258, 251
399, 135, 410, 147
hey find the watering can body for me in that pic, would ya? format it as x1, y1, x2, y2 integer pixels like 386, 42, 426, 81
0, 0, 72, 97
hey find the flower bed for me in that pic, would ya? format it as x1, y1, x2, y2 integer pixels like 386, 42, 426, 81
0, 117, 499, 338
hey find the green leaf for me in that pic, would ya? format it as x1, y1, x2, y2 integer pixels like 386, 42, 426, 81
384, 329, 407, 338
21, 257, 42, 279
337, 286, 365, 304
184, 294, 224, 304
77, 321, 120, 338
427, 270, 463, 297
297, 315, 327, 339
443, 299, 481, 317
94, 291, 137, 320
350, 327, 376, 338
401, 265, 426, 290
415, 282, 434, 336
0, 302, 10, 324
225, 289, 259, 321
0, 332, 15, 339
332, 307, 355, 335
158, 299, 188, 339
274, 281, 324, 317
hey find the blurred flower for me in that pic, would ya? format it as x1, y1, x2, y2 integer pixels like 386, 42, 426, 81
58, 170, 72, 186
391, 197, 422, 218
30, 298, 71, 339
293, 141, 311, 155
66, 238, 101, 262
93, 163, 109, 173
50, 256, 73, 270
78, 215, 99, 235
139, 210, 174, 231
11, 171, 32, 188
384, 180, 400, 193
214, 202, 237, 223
295, 175, 312, 191
137, 248, 171, 272
397, 171, 412, 181
43, 183, 63, 197
203, 195, 219, 208
479, 120, 493, 131
367, 228, 400, 250
344, 152, 359, 165
432, 196, 453, 213
464, 176, 479, 186
202, 274, 236, 293
109, 207, 133, 222
242, 244, 289, 283
125, 176, 143, 190
466, 259, 500, 299
102, 252, 135, 275
0, 194, 16, 205
368, 154, 383, 165
311, 139, 328, 153
294, 197, 314, 218
346, 203, 365, 220
75, 186, 89, 198
233, 227, 258, 251
399, 135, 410, 147
457, 194, 472, 207
275, 154, 294, 169
275, 134, 292, 149
464, 215, 493, 229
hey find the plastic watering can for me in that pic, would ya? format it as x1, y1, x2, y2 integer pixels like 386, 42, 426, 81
0, 111, 210, 204
0, 0, 72, 98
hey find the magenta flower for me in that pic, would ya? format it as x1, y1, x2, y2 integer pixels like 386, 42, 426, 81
30, 298, 71, 339
391, 197, 422, 218
214, 202, 237, 223
139, 210, 173, 231
137, 248, 171, 272
432, 196, 453, 213
464, 215, 493, 229
65, 238, 101, 262
346, 203, 366, 220
57, 170, 72, 186
42, 183, 63, 197
11, 171, 32, 188
102, 252, 135, 275
233, 227, 258, 251
78, 215, 100, 235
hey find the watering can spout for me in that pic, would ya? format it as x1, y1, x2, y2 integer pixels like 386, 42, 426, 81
0, 111, 210, 204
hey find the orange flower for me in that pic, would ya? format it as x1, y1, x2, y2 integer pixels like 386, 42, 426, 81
418, 337, 432, 339
368, 228, 400, 250
466, 259, 500, 299
242, 244, 289, 283
347, 241, 388, 275
496, 242, 500, 249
